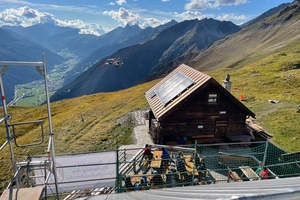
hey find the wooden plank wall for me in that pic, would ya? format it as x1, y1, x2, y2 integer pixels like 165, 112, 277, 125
156, 84, 249, 144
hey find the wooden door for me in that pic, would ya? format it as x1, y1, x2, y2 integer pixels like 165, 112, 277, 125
215, 120, 228, 138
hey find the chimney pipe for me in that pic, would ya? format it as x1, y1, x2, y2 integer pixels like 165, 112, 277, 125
223, 74, 232, 92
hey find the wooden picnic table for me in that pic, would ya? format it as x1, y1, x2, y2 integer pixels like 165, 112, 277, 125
131, 174, 152, 183
239, 166, 259, 181
131, 174, 142, 183
183, 155, 199, 175
0, 186, 44, 200
150, 150, 163, 168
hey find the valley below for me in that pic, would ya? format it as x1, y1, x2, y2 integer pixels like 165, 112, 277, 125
9, 52, 79, 106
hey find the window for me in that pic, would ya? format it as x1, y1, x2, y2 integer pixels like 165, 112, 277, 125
208, 93, 218, 104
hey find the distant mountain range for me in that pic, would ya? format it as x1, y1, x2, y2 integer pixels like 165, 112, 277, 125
50, 18, 241, 101
0, 27, 64, 102
0, 1, 295, 103
186, 1, 300, 72
50, 1, 295, 102
1, 20, 178, 102
63, 20, 178, 84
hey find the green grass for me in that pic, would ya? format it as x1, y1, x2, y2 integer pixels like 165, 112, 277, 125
206, 42, 300, 152
0, 80, 157, 192
13, 53, 79, 106
0, 33, 299, 194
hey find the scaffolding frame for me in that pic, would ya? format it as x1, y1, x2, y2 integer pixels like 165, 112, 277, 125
0, 54, 60, 199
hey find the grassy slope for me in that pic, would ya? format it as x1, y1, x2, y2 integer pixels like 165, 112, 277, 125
190, 3, 300, 152
0, 80, 158, 191
1, 45, 299, 177
206, 40, 300, 152
1, 5, 299, 191
0, 45, 299, 190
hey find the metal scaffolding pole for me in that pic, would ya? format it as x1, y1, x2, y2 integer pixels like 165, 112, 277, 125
41, 54, 60, 200
0, 53, 60, 199
0, 68, 19, 188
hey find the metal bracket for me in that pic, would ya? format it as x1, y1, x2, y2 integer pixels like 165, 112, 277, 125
10, 120, 45, 147
0, 65, 8, 76
36, 66, 44, 76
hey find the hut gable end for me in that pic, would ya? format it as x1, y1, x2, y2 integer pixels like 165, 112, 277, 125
145, 64, 256, 144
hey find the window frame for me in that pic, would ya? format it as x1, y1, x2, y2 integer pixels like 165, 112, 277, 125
208, 93, 218, 104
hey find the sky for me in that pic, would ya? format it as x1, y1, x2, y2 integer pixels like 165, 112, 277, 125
0, 0, 294, 36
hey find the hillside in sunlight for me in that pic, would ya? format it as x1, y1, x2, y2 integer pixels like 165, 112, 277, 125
1, 2, 300, 192
0, 80, 158, 191
0, 43, 299, 190
205, 41, 300, 152
188, 1, 300, 153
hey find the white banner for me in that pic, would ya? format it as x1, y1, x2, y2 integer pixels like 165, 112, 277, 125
33, 151, 117, 193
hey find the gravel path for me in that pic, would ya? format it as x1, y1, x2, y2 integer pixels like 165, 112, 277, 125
119, 109, 153, 150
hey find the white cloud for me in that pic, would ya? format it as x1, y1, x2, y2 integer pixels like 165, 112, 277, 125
116, 0, 127, 5
0, 11, 21, 25
140, 18, 170, 28
103, 7, 175, 29
216, 0, 247, 6
103, 7, 139, 26
185, 0, 217, 10
108, 0, 127, 6
0, 6, 104, 36
0, 6, 57, 26
56, 19, 103, 36
217, 13, 247, 21
176, 10, 207, 21
185, 0, 248, 10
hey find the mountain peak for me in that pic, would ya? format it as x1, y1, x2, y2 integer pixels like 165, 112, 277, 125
124, 23, 141, 32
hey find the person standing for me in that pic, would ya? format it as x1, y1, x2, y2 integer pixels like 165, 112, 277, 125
255, 161, 263, 175
260, 167, 269, 180
143, 144, 153, 160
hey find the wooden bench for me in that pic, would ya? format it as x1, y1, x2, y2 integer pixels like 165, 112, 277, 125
239, 166, 259, 181
227, 167, 242, 182
194, 138, 224, 144
218, 155, 256, 167
0, 186, 44, 200
192, 135, 223, 144
192, 135, 214, 139
166, 141, 177, 145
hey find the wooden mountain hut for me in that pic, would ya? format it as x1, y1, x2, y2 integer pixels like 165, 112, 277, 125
145, 64, 256, 145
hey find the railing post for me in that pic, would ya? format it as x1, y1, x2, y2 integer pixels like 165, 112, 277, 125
262, 140, 269, 168
115, 147, 119, 193
192, 140, 197, 185
44, 160, 47, 199
0, 71, 19, 188
124, 147, 127, 163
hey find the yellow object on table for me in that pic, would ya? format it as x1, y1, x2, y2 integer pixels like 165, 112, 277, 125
150, 150, 163, 168
183, 154, 199, 175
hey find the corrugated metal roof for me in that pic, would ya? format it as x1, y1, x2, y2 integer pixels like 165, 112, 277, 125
84, 176, 300, 200
145, 64, 211, 121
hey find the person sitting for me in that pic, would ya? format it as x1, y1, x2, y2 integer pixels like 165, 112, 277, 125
260, 167, 269, 180
161, 147, 173, 168
135, 177, 148, 190
150, 170, 165, 188
176, 152, 189, 184
255, 161, 263, 175
124, 176, 135, 191
166, 169, 178, 188
197, 157, 207, 180
177, 137, 186, 145
143, 144, 153, 160
176, 152, 186, 172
